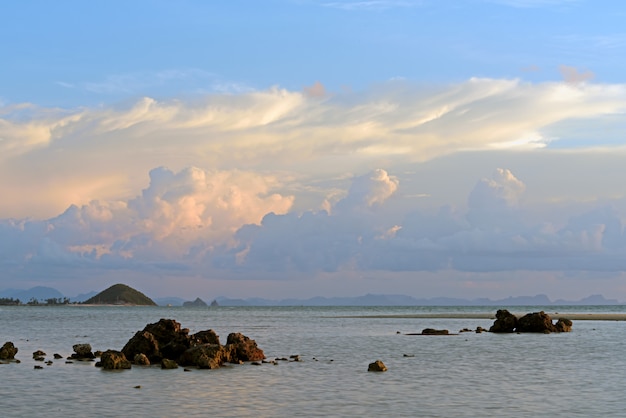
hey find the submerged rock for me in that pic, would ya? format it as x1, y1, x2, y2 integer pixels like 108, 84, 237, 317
161, 358, 178, 369
368, 360, 387, 372
421, 328, 449, 335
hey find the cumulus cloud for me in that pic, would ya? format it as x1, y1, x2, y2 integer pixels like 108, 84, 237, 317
0, 166, 293, 279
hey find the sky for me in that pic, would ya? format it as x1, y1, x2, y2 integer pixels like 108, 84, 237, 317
2, 0, 626, 301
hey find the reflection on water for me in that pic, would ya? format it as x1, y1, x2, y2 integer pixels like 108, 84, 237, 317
2, 306, 626, 417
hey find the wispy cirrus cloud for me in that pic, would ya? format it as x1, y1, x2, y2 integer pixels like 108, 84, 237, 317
484, 0, 579, 8
319, 0, 417, 11
56, 68, 250, 96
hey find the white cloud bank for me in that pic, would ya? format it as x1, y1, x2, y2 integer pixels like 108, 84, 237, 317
3, 78, 626, 297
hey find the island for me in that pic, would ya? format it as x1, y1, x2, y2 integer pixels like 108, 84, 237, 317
82, 284, 157, 306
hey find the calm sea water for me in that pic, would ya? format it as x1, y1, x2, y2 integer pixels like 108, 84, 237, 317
1, 305, 626, 417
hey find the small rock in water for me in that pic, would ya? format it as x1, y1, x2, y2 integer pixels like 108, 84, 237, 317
134, 385, 141, 389
161, 358, 178, 369
53, 353, 63, 359
251, 361, 261, 366
368, 360, 387, 372
34, 365, 43, 370
32, 350, 46, 358
403, 354, 415, 357
421, 328, 449, 335
183, 368, 192, 372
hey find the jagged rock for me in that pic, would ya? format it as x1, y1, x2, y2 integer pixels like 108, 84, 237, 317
134, 353, 150, 365
122, 331, 160, 363
98, 350, 131, 370
94, 350, 103, 358
32, 350, 46, 358
368, 360, 387, 372
489, 309, 518, 333
191, 329, 220, 346
179, 344, 228, 369
122, 319, 190, 363
226, 333, 265, 362
0, 342, 18, 360
161, 359, 178, 369
421, 328, 449, 335
554, 318, 573, 332
72, 343, 95, 359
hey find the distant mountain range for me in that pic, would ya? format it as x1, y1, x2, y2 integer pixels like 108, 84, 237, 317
213, 293, 622, 306
0, 286, 621, 306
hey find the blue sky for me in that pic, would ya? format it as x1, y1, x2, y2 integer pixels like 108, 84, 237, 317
4, 0, 625, 106
2, 0, 626, 300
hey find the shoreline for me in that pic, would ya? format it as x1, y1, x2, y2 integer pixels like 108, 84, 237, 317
334, 313, 626, 321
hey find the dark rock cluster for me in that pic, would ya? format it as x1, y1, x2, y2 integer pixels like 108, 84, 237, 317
96, 318, 265, 370
489, 309, 572, 333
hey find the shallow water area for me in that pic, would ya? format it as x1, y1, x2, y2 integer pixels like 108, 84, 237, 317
2, 305, 625, 417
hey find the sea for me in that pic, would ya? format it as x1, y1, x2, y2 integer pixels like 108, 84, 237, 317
1, 305, 626, 417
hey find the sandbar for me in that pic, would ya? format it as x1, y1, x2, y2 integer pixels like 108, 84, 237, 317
335, 313, 626, 321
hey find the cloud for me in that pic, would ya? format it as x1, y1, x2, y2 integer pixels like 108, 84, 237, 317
0, 166, 293, 279
2, 78, 626, 220
485, 0, 579, 8
303, 81, 327, 98
559, 65, 594, 84
320, 1, 415, 11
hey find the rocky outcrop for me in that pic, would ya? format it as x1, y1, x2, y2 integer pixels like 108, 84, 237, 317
226, 333, 265, 362
516, 311, 557, 333
97, 350, 131, 369
368, 360, 387, 372
554, 318, 573, 332
120, 318, 265, 369
71, 343, 95, 359
516, 311, 573, 333
0, 342, 18, 360
489, 310, 573, 333
489, 309, 518, 333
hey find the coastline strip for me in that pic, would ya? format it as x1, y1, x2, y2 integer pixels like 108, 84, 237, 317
333, 313, 626, 321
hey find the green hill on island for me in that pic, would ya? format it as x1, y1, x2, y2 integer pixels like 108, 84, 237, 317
83, 284, 157, 306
